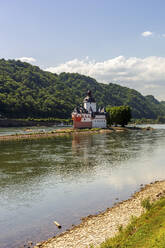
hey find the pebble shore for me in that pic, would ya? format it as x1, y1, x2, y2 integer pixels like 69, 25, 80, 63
34, 180, 165, 248
0, 128, 123, 142
0, 126, 147, 142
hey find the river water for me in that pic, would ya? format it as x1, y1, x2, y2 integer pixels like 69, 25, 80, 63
0, 125, 165, 248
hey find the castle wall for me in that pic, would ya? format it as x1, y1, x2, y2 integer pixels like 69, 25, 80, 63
73, 121, 92, 129
84, 102, 96, 112
92, 116, 106, 128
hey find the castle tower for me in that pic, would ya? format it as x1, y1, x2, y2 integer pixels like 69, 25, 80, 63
83, 90, 96, 112
72, 90, 107, 129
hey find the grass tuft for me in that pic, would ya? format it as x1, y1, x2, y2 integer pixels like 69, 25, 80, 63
96, 197, 165, 248
141, 197, 153, 211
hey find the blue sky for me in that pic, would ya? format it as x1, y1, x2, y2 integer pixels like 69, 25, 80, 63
1, 0, 165, 99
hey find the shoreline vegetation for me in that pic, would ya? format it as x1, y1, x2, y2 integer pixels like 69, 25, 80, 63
0, 118, 73, 127
0, 117, 165, 128
34, 180, 165, 248
0, 126, 153, 142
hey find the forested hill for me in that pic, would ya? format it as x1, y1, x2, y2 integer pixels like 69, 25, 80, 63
0, 59, 165, 119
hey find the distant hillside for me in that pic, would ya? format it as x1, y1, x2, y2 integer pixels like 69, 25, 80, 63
161, 101, 165, 108
0, 59, 165, 119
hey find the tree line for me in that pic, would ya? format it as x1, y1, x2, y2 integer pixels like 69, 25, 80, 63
0, 59, 165, 120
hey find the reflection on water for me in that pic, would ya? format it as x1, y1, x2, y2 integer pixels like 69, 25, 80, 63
0, 127, 165, 247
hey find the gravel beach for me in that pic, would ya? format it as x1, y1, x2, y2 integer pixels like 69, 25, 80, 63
34, 180, 165, 248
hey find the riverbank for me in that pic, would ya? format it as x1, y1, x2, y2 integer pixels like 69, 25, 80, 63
0, 126, 150, 142
0, 128, 112, 141
34, 180, 165, 248
98, 195, 165, 247
0, 118, 72, 127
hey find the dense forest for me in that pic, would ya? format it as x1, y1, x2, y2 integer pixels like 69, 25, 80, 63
0, 59, 165, 119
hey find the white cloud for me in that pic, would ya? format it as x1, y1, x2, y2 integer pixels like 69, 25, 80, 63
141, 31, 153, 37
45, 56, 165, 100
105, 162, 165, 190
16, 57, 36, 64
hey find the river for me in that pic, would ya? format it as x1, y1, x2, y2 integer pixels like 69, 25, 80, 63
0, 125, 165, 248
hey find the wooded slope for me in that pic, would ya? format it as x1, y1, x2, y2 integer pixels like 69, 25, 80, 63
0, 59, 165, 119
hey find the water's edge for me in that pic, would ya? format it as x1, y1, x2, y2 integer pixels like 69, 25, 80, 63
34, 180, 165, 248
1, 125, 164, 248
0, 126, 145, 142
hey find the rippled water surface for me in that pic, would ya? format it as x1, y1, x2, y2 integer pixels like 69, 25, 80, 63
0, 125, 165, 248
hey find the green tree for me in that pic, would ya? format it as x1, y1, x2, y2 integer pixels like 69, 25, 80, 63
107, 106, 132, 127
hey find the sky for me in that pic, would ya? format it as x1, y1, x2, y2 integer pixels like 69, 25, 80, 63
1, 0, 165, 100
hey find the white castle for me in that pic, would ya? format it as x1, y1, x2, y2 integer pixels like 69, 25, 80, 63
72, 90, 107, 129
